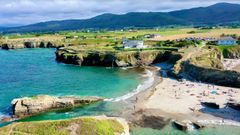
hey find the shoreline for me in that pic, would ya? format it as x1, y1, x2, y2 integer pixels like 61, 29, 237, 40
1, 61, 239, 130
122, 63, 240, 129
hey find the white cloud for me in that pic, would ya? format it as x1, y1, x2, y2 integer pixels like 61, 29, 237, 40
0, 0, 239, 26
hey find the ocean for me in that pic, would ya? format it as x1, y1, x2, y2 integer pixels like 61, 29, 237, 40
0, 48, 239, 135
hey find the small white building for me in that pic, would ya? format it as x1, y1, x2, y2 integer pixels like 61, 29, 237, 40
144, 34, 161, 39
123, 38, 144, 49
218, 37, 237, 45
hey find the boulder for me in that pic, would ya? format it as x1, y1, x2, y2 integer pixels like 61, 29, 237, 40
173, 121, 188, 131
172, 120, 204, 131
201, 102, 220, 109
227, 102, 240, 111
11, 95, 103, 118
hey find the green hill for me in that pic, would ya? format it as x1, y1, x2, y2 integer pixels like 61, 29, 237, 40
2, 3, 240, 33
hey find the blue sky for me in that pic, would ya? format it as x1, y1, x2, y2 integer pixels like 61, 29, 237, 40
0, 0, 240, 26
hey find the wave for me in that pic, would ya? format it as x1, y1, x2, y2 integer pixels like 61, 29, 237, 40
0, 112, 9, 121
105, 69, 154, 102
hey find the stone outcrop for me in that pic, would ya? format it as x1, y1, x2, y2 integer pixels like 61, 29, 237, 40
221, 45, 240, 59
1, 43, 25, 50
173, 120, 204, 131
0, 116, 129, 135
55, 47, 182, 67
201, 102, 220, 109
1, 41, 65, 50
176, 48, 240, 88
11, 95, 103, 118
227, 102, 240, 111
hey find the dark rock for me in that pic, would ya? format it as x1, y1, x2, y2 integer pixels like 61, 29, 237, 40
1, 43, 24, 50
201, 102, 220, 109
39, 42, 47, 48
227, 102, 240, 111
173, 121, 188, 131
172, 121, 204, 131
137, 115, 169, 130
24, 42, 39, 48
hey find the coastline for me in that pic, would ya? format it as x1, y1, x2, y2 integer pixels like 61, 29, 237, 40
121, 63, 240, 129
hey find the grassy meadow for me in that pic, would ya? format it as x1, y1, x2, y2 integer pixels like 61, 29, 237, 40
1, 28, 240, 51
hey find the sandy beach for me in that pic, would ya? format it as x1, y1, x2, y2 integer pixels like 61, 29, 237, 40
126, 63, 240, 128
223, 59, 240, 71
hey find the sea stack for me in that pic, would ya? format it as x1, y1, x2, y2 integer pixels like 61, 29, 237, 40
11, 95, 103, 118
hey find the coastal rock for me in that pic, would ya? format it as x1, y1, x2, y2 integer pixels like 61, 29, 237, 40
227, 102, 240, 111
1, 41, 65, 50
179, 48, 240, 88
173, 121, 188, 131
132, 110, 170, 130
24, 42, 39, 48
201, 102, 220, 109
139, 115, 169, 129
1, 43, 24, 50
222, 45, 240, 59
55, 48, 182, 67
11, 95, 103, 118
0, 116, 130, 135
173, 120, 204, 131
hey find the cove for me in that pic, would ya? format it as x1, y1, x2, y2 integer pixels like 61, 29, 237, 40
0, 48, 141, 120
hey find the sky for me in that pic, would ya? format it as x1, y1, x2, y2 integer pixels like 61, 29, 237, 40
0, 0, 240, 27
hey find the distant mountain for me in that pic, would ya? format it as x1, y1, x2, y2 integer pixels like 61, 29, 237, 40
2, 3, 240, 33
169, 3, 240, 24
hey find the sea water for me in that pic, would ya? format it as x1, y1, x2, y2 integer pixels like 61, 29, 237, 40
0, 48, 142, 121
0, 49, 239, 134
131, 125, 240, 135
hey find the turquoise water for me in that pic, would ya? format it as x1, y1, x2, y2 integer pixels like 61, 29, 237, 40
131, 125, 240, 135
0, 49, 141, 120
1, 49, 240, 134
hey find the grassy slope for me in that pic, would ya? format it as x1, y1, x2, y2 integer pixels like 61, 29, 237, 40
0, 117, 124, 135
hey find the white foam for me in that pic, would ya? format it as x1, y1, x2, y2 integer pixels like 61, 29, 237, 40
105, 69, 154, 102
0, 112, 9, 121
197, 120, 240, 127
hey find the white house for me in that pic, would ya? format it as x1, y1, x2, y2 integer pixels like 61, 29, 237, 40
218, 37, 237, 45
123, 38, 144, 49
144, 34, 161, 39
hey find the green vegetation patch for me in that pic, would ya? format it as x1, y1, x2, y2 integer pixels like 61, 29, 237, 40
0, 117, 125, 135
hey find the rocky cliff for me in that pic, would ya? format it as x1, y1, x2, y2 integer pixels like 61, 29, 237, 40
11, 95, 103, 118
180, 48, 240, 88
0, 116, 129, 135
220, 45, 240, 59
55, 48, 182, 67
1, 41, 65, 50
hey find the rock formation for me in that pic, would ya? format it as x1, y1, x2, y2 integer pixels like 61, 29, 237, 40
1, 43, 25, 49
227, 102, 240, 111
201, 102, 220, 109
55, 47, 182, 67
11, 95, 103, 118
173, 47, 240, 88
221, 45, 240, 59
1, 41, 65, 50
173, 120, 204, 131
